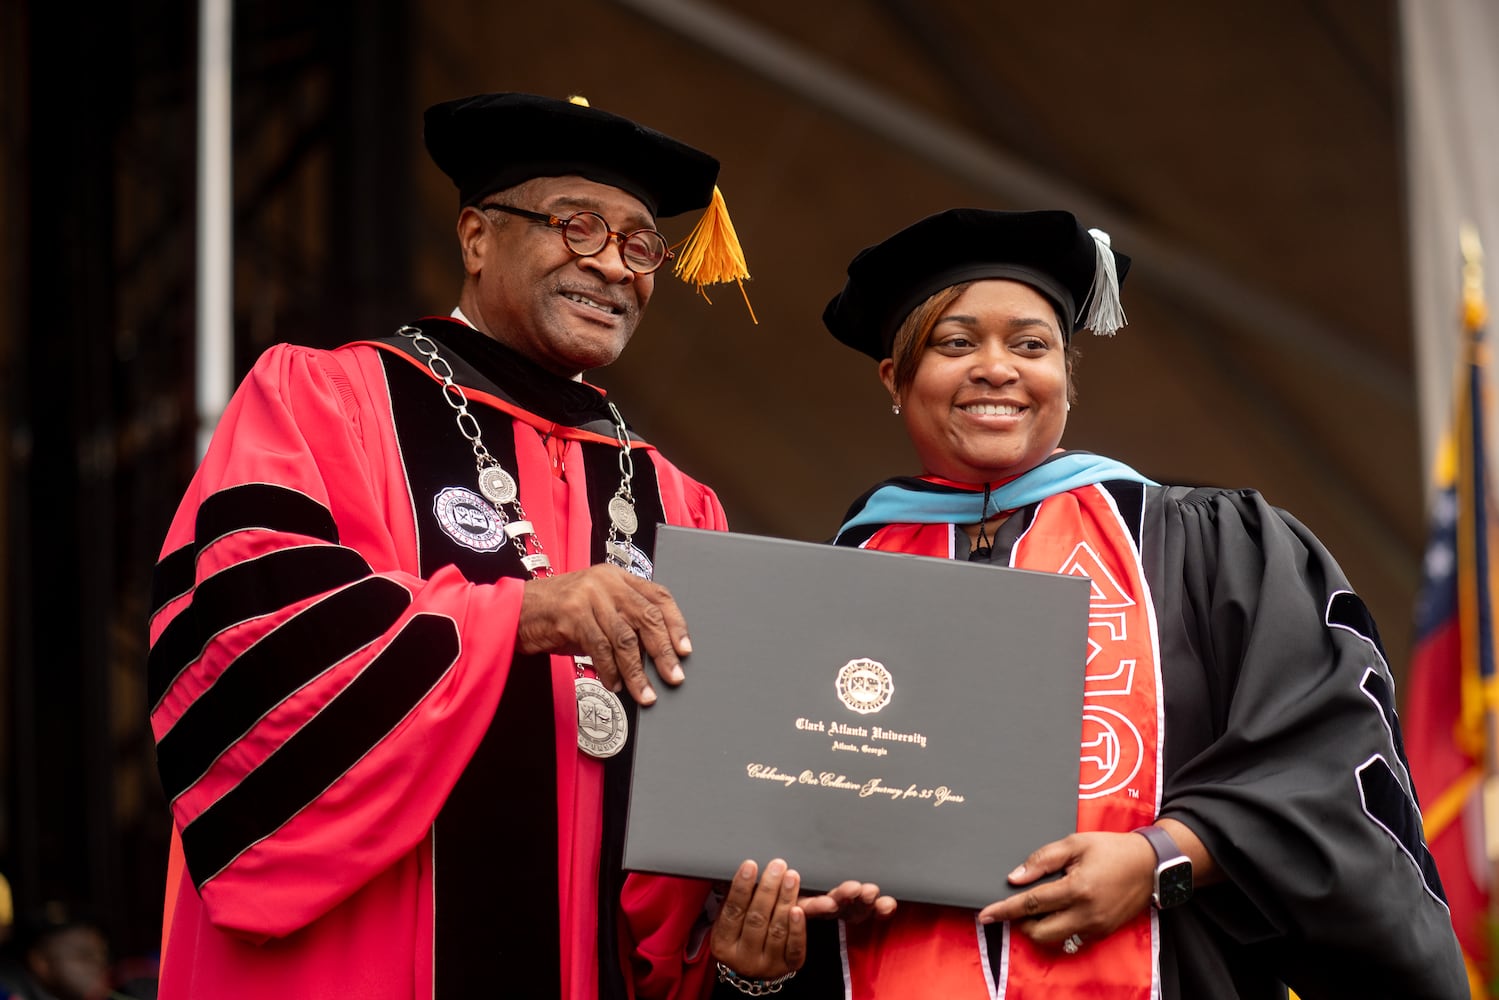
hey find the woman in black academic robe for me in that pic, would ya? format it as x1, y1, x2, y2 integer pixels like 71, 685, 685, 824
702, 208, 1468, 1000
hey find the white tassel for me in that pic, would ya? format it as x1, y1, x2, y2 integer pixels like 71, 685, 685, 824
1082, 228, 1127, 336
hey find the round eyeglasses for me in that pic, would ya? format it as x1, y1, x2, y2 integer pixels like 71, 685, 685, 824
480, 203, 673, 274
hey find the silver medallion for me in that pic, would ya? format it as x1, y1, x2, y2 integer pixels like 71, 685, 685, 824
478, 466, 518, 505
575, 676, 628, 758
607, 495, 638, 535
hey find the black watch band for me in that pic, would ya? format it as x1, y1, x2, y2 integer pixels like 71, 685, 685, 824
1133, 824, 1193, 909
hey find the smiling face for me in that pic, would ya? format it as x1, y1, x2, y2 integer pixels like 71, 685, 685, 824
880, 279, 1070, 484
457, 175, 656, 378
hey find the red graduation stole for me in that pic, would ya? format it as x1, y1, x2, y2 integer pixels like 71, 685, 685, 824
847, 484, 1162, 999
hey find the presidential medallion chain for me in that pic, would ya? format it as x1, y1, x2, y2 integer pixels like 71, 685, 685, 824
398, 324, 634, 758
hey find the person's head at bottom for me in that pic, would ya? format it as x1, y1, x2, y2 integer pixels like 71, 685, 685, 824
823, 208, 1130, 485
17, 910, 112, 1000
423, 92, 723, 379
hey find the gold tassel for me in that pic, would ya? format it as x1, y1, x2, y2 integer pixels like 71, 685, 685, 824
564, 94, 753, 322
673, 186, 757, 324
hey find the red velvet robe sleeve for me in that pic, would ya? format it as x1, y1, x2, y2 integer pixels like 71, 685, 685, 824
149, 343, 522, 940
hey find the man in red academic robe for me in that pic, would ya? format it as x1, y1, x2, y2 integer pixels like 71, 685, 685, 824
147, 92, 749, 999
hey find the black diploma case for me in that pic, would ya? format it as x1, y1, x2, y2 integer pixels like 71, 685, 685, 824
622, 526, 1091, 909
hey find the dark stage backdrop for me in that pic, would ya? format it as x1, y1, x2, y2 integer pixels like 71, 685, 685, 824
0, 0, 1456, 965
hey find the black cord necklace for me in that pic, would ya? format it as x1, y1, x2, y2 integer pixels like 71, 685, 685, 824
973, 482, 994, 558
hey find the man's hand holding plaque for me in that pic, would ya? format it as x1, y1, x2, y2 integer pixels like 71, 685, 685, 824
710, 859, 897, 990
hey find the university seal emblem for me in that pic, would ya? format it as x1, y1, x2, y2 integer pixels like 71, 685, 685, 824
433, 486, 506, 553
835, 657, 893, 715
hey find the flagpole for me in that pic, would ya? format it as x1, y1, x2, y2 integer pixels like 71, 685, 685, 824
1461, 225, 1499, 994
196, 0, 233, 459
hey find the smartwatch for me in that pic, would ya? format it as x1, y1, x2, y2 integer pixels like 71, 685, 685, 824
1133, 824, 1193, 909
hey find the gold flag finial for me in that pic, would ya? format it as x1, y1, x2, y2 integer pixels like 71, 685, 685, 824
1460, 222, 1487, 332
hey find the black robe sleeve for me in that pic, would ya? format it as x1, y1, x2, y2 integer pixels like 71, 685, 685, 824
1145, 486, 1467, 1000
